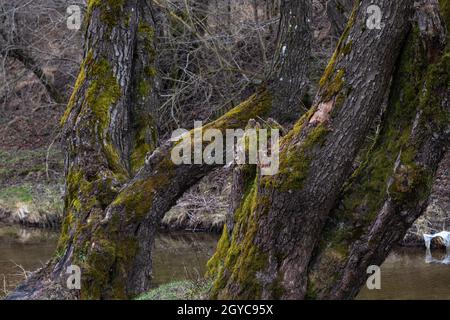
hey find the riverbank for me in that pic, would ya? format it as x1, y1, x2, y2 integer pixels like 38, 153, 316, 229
0, 148, 64, 229
0, 150, 229, 232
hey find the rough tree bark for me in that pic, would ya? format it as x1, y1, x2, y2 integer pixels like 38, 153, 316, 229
11, 0, 447, 301
8, 0, 312, 299
65, 0, 310, 299
207, 0, 449, 300
425, 149, 450, 228
404, 148, 450, 244
207, 0, 424, 300
307, 0, 450, 299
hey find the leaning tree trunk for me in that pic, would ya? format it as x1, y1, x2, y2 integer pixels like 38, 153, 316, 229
207, 0, 416, 299
208, 0, 449, 300
8, 0, 312, 299
326, 0, 354, 37
306, 0, 450, 299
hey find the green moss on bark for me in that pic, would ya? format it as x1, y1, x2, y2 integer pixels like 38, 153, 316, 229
261, 120, 329, 192
206, 225, 231, 277
208, 177, 268, 299
112, 158, 175, 222
85, 59, 121, 135
440, 0, 450, 25
307, 18, 450, 297
87, 0, 126, 28
130, 118, 157, 173
77, 56, 129, 179
208, 164, 272, 299
61, 60, 86, 126
208, 89, 273, 131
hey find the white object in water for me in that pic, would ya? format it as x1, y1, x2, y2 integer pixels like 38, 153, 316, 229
425, 249, 450, 264
423, 231, 450, 265
423, 231, 450, 250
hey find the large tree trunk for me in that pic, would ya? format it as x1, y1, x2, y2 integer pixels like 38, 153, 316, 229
10, 0, 447, 301
8, 0, 312, 299
207, 0, 449, 300
404, 148, 450, 244
69, 0, 310, 299
207, 0, 429, 300
307, 0, 449, 299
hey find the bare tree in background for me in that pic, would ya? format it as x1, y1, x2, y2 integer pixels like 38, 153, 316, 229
153, 0, 280, 135
0, 0, 84, 103
0, 0, 83, 148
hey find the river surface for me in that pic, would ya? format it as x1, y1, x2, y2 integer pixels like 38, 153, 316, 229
1, 223, 450, 299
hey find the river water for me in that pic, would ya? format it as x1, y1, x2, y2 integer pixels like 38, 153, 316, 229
1, 223, 450, 299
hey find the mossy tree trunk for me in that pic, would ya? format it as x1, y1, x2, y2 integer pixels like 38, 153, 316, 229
207, 0, 441, 299
207, 0, 449, 300
326, 0, 354, 37
9, 0, 160, 299
307, 0, 450, 299
8, 0, 312, 299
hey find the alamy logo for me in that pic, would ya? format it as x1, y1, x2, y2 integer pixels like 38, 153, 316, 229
366, 265, 381, 290
66, 265, 81, 290
366, 5, 382, 30
66, 5, 82, 30
170, 121, 280, 176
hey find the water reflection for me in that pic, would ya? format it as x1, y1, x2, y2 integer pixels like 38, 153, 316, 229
152, 232, 219, 286
2, 223, 450, 299
0, 224, 58, 297
358, 247, 450, 300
